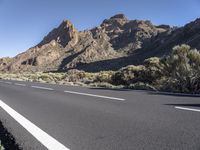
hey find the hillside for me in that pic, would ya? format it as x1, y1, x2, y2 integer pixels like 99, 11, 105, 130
1, 14, 200, 73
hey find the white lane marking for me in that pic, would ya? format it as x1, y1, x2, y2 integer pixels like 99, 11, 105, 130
64, 90, 125, 101
31, 86, 54, 91
14, 83, 26, 87
4, 81, 12, 84
175, 106, 200, 112
0, 99, 70, 150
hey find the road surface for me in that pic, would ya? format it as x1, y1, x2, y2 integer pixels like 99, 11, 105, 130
0, 79, 200, 150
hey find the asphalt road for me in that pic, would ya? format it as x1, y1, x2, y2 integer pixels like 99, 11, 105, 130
0, 79, 200, 150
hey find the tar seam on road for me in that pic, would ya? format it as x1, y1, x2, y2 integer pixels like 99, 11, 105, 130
64, 90, 125, 101
31, 86, 54, 91
175, 106, 200, 112
0, 99, 70, 150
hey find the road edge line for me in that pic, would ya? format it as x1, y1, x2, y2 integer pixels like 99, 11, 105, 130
0, 99, 70, 150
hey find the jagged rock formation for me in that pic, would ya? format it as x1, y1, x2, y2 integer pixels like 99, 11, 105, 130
0, 57, 12, 71
100, 14, 166, 52
38, 20, 79, 47
1, 14, 200, 72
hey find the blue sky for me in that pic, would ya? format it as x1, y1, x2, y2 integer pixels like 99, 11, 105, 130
0, 0, 200, 57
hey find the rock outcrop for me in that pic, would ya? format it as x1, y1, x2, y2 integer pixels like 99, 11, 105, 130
38, 20, 79, 47
0, 57, 12, 71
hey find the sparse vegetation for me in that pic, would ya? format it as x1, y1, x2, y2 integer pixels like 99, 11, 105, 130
0, 44, 200, 94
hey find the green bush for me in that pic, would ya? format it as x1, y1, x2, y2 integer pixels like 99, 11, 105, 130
95, 71, 114, 83
143, 57, 163, 83
159, 44, 200, 93
112, 65, 145, 85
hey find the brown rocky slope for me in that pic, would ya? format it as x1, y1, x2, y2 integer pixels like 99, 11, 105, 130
1, 14, 200, 73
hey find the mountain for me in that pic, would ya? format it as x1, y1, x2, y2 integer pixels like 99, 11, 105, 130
1, 14, 200, 73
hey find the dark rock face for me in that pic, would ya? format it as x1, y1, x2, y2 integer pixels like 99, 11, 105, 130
109, 20, 161, 51
1, 14, 200, 73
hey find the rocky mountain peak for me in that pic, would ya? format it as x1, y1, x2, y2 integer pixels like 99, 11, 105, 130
60, 20, 75, 30
101, 14, 128, 28
110, 14, 128, 20
37, 19, 78, 48
123, 19, 155, 30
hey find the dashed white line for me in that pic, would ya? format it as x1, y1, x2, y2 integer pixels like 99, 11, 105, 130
1, 80, 124, 101
4, 81, 12, 84
31, 86, 54, 91
175, 106, 200, 112
14, 83, 26, 87
64, 90, 125, 101
0, 99, 70, 150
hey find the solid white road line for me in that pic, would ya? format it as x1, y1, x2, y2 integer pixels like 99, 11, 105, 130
31, 86, 54, 91
175, 106, 200, 112
64, 90, 125, 101
0, 99, 70, 150
14, 83, 26, 87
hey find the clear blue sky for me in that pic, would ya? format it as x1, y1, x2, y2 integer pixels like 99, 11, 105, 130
0, 0, 200, 57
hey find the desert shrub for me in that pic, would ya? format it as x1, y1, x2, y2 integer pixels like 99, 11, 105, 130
48, 73, 65, 81
112, 65, 145, 85
65, 69, 96, 83
82, 72, 96, 81
38, 74, 54, 82
143, 57, 163, 83
159, 44, 200, 93
95, 71, 114, 83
